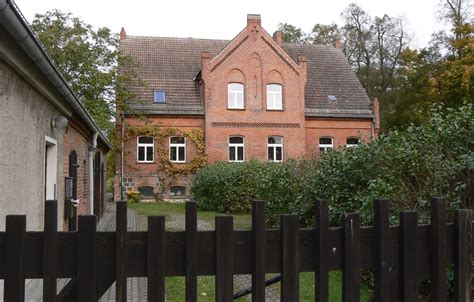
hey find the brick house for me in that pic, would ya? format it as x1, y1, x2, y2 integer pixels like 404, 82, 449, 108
0, 0, 110, 233
116, 14, 379, 201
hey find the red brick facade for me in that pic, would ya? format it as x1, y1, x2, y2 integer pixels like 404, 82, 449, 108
116, 15, 380, 201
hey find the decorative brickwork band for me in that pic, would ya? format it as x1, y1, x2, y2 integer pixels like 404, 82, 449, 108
211, 122, 300, 128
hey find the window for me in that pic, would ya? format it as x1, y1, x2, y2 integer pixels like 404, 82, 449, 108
138, 186, 154, 197
266, 84, 282, 110
268, 136, 283, 162
228, 83, 244, 109
346, 137, 360, 148
154, 90, 166, 103
169, 137, 186, 162
229, 136, 244, 162
319, 137, 333, 152
170, 186, 186, 198
137, 137, 154, 162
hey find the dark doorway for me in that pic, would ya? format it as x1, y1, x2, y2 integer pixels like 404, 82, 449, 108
68, 151, 78, 231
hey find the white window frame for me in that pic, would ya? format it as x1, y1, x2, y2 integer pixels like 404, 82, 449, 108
267, 136, 283, 162
169, 136, 186, 163
319, 137, 334, 152
266, 84, 283, 110
137, 136, 154, 163
228, 136, 245, 162
346, 137, 360, 148
227, 83, 244, 109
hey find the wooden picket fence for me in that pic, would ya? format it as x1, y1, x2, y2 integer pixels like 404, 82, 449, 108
0, 198, 471, 301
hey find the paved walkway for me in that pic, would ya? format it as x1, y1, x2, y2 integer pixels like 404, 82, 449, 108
98, 202, 281, 301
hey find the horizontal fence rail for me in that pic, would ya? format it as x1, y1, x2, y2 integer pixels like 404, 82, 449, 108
0, 198, 471, 301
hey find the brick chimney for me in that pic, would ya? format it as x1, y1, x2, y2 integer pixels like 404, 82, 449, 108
333, 38, 342, 49
247, 14, 261, 26
273, 30, 282, 45
120, 27, 126, 40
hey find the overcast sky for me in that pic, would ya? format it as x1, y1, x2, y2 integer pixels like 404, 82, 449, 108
16, 0, 447, 48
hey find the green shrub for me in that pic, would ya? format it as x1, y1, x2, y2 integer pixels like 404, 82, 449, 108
191, 103, 473, 226
126, 190, 141, 203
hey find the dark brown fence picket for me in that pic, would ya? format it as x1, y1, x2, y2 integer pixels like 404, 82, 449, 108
430, 197, 447, 302
0, 198, 472, 302
115, 201, 128, 302
281, 214, 299, 302
43, 200, 58, 301
4, 215, 26, 301
77, 215, 97, 301
399, 211, 418, 302
185, 201, 197, 301
252, 200, 266, 302
374, 198, 389, 302
343, 213, 361, 302
216, 216, 234, 301
147, 215, 166, 302
315, 198, 329, 302
453, 209, 472, 302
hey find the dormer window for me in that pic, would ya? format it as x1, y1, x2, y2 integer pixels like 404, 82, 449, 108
154, 90, 166, 103
228, 83, 244, 109
266, 84, 282, 110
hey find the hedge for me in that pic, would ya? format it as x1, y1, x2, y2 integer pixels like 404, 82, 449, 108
191, 103, 473, 226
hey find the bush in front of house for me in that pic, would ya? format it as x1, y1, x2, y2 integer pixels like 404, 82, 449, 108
191, 103, 473, 226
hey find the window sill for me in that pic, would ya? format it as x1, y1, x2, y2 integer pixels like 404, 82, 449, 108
266, 109, 284, 111
170, 161, 187, 164
227, 108, 245, 111
137, 161, 155, 164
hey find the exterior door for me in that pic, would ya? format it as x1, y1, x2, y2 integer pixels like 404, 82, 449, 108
68, 151, 78, 231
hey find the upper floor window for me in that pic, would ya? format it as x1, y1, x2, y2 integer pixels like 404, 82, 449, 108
268, 136, 283, 162
266, 84, 282, 110
346, 137, 360, 148
169, 137, 186, 163
137, 136, 154, 163
319, 137, 333, 152
154, 90, 166, 103
229, 136, 245, 162
228, 83, 244, 109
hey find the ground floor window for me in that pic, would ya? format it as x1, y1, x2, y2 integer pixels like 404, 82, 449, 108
346, 137, 360, 147
170, 186, 186, 198
268, 136, 283, 162
229, 136, 244, 162
319, 137, 333, 152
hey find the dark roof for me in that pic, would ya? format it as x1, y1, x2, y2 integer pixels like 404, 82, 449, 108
120, 36, 373, 118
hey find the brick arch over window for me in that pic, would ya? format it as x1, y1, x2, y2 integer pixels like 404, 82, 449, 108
227, 68, 246, 83
267, 69, 284, 84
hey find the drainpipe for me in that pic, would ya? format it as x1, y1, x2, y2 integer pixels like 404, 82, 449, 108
89, 132, 98, 214
371, 116, 376, 141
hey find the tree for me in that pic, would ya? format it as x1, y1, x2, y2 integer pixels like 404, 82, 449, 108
311, 23, 341, 45
31, 10, 120, 130
277, 23, 307, 43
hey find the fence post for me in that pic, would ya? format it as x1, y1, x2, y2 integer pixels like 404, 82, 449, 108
399, 211, 418, 302
185, 201, 197, 301
116, 201, 128, 302
430, 197, 447, 302
343, 213, 361, 302
315, 199, 329, 302
77, 215, 97, 301
374, 198, 390, 301
216, 216, 234, 301
4, 215, 26, 301
453, 209, 472, 302
43, 200, 58, 301
281, 214, 299, 302
148, 216, 166, 302
252, 200, 266, 302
